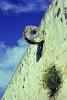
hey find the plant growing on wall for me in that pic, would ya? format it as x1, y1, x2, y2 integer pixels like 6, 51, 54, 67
42, 65, 63, 100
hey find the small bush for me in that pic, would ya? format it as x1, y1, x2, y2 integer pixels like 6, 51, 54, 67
42, 65, 63, 100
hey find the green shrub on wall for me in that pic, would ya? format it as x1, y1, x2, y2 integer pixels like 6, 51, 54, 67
42, 65, 63, 100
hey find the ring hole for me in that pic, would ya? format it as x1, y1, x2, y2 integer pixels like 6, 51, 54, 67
31, 30, 37, 35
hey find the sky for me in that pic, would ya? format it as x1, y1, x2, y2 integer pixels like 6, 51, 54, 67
0, 0, 52, 99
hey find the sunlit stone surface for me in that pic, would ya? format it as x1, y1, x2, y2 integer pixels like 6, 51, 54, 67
2, 0, 67, 100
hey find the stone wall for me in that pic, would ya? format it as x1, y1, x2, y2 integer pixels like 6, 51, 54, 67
2, 0, 67, 100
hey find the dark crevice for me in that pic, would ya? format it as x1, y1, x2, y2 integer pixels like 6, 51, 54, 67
57, 8, 61, 17
23, 77, 25, 82
64, 7, 67, 19
55, 0, 58, 7
36, 41, 44, 62
23, 85, 24, 89
60, 17, 63, 23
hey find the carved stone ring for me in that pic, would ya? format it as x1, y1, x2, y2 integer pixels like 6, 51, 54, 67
23, 25, 44, 44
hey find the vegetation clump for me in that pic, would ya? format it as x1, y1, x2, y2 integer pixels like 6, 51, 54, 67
42, 65, 63, 100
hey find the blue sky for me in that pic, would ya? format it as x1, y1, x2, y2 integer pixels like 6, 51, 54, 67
0, 0, 52, 98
